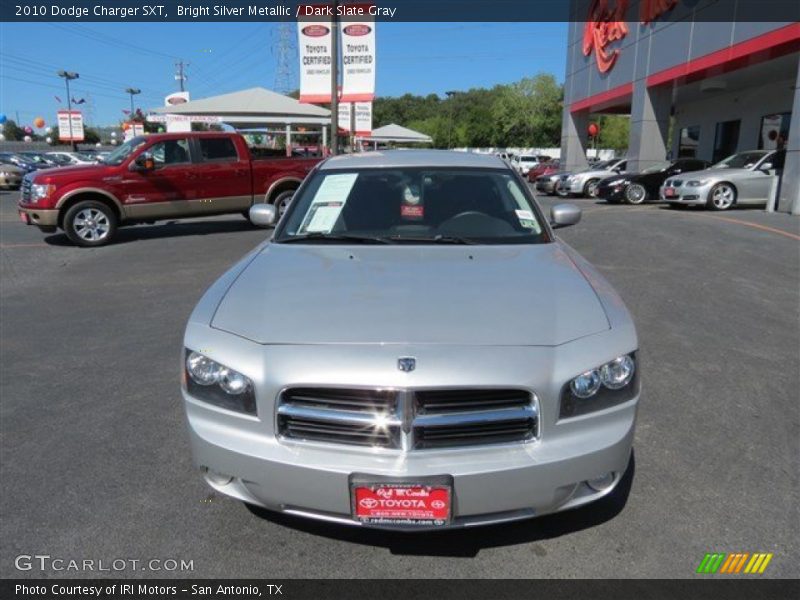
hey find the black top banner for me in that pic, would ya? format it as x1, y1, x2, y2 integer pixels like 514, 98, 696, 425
2, 0, 799, 22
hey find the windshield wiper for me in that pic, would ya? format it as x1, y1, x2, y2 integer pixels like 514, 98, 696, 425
278, 232, 394, 244
388, 234, 476, 245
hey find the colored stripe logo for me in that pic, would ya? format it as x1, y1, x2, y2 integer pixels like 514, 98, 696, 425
697, 552, 774, 574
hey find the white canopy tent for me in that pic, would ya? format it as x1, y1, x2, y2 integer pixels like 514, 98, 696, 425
151, 87, 331, 154
359, 123, 433, 147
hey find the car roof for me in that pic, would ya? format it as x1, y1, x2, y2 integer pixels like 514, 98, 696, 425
320, 150, 508, 171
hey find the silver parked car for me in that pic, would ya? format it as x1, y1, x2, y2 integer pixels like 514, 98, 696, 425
182, 150, 639, 529
558, 158, 628, 198
660, 150, 785, 210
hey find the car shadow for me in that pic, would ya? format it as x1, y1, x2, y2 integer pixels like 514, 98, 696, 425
246, 453, 635, 558
43, 218, 261, 247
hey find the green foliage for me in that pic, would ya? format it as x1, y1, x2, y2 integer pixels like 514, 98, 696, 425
83, 127, 100, 145
595, 115, 630, 151
373, 74, 564, 148
2, 120, 25, 141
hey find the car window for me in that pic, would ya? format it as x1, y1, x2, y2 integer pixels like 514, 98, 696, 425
713, 151, 768, 169
276, 168, 548, 245
149, 139, 191, 166
199, 137, 238, 162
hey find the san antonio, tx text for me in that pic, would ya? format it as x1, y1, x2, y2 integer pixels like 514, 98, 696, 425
15, 584, 281, 596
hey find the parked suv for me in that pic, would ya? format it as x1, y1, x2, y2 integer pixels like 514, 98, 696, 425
18, 132, 321, 246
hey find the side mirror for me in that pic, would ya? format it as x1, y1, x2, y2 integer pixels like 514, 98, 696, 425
760, 162, 773, 171
132, 153, 155, 172
550, 203, 582, 229
249, 204, 277, 228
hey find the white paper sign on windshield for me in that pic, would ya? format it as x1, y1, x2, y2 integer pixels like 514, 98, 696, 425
299, 173, 359, 234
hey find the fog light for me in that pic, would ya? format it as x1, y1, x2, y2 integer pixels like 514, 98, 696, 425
206, 469, 233, 486
586, 472, 615, 492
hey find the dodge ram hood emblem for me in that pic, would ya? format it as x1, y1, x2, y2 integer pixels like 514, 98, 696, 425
397, 357, 416, 372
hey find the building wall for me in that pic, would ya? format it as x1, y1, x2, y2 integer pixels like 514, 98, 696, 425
671, 78, 796, 161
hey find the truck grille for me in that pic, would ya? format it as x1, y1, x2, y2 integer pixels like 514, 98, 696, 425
21, 178, 31, 202
277, 387, 537, 451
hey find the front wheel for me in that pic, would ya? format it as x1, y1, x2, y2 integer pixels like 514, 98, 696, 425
707, 183, 736, 211
63, 201, 117, 247
625, 183, 648, 205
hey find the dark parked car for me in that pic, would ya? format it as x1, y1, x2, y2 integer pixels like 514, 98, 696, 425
596, 158, 711, 204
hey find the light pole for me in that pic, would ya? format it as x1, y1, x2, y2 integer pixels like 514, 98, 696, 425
125, 87, 141, 119
445, 90, 458, 149
330, 0, 340, 155
57, 70, 79, 150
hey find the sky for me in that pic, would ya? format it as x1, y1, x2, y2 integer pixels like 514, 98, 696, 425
0, 21, 567, 128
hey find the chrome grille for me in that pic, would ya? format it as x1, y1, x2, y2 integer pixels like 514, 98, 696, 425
21, 178, 32, 202
277, 387, 538, 450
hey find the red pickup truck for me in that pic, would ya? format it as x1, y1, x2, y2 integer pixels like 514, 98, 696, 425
18, 132, 321, 246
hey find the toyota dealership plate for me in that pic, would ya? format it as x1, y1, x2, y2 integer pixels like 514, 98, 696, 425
350, 474, 452, 527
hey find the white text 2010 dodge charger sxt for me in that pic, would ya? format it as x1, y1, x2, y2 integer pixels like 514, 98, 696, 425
181, 150, 639, 529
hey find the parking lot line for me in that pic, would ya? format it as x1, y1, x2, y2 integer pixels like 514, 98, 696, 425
699, 214, 800, 242
0, 242, 49, 248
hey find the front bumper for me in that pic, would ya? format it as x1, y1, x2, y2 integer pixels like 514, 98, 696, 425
659, 183, 711, 205
183, 327, 639, 529
596, 185, 626, 202
0, 174, 22, 188
535, 179, 558, 194
18, 205, 59, 227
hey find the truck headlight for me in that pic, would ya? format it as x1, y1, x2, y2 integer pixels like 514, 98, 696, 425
561, 353, 638, 419
30, 183, 55, 202
184, 349, 256, 415
686, 180, 708, 187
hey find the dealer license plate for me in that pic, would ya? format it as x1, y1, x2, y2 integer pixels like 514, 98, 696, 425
350, 474, 452, 526
19, 211, 29, 224
664, 187, 677, 197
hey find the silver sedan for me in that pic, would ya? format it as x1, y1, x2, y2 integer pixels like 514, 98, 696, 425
660, 150, 783, 210
182, 150, 639, 530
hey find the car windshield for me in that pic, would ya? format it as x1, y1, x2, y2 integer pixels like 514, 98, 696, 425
712, 151, 768, 169
103, 136, 148, 166
641, 161, 673, 174
275, 168, 549, 245
589, 159, 614, 171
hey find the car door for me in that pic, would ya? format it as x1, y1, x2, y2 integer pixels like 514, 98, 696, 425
121, 137, 202, 219
737, 152, 781, 204
189, 136, 252, 213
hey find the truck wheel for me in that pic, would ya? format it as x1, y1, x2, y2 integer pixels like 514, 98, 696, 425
272, 190, 296, 218
63, 200, 117, 247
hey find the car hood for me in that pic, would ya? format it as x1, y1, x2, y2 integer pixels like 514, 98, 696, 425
34, 164, 105, 179
670, 167, 751, 182
573, 169, 617, 179
599, 174, 631, 186
211, 243, 610, 346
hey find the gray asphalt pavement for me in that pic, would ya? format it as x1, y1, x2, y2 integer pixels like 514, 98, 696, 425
1, 188, 798, 578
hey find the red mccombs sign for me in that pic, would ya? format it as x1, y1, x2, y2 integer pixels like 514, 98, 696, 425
583, 0, 678, 73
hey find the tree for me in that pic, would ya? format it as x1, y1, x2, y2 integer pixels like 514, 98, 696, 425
83, 127, 100, 145
2, 120, 24, 141
596, 115, 630, 151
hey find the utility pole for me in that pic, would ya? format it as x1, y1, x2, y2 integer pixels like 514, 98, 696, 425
125, 87, 141, 118
274, 23, 295, 94
446, 90, 458, 149
58, 70, 79, 151
175, 60, 188, 92
330, 0, 339, 155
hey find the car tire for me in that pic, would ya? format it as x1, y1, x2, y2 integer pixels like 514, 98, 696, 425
625, 183, 648, 205
63, 200, 117, 247
271, 189, 295, 219
706, 183, 736, 211
584, 179, 600, 198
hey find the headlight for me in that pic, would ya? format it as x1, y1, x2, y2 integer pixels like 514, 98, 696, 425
30, 183, 55, 201
612, 180, 629, 187
686, 180, 708, 187
560, 353, 638, 419
184, 349, 256, 414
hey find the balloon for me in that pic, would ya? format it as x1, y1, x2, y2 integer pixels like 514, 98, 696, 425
158, 127, 165, 133
111, 131, 117, 137
0, 133, 5, 141
46, 137, 52, 144
23, 135, 32, 142
110, 140, 117, 145
96, 142, 102, 147
24, 126, 33, 134
34, 117, 45, 129
122, 122, 130, 131
0, 114, 7, 124
588, 123, 600, 137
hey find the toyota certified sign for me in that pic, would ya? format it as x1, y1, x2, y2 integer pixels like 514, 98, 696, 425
297, 6, 333, 103
340, 5, 376, 103
302, 25, 330, 37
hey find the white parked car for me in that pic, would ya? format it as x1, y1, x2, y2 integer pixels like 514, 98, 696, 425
558, 158, 628, 198
44, 151, 96, 165
511, 155, 541, 176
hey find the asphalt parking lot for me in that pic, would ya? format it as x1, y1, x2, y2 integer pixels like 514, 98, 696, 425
1, 187, 798, 578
